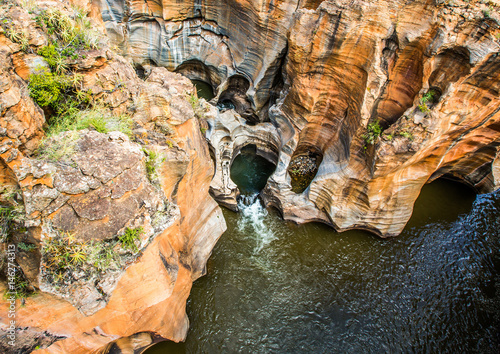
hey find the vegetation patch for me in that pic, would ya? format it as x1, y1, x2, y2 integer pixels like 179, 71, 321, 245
36, 130, 79, 161
118, 227, 143, 252
142, 148, 165, 183
35, 8, 99, 50
28, 68, 74, 108
398, 130, 414, 140
26, 7, 133, 160
418, 89, 437, 113
0, 205, 25, 243
188, 92, 199, 110
363, 120, 382, 145
41, 229, 142, 288
4, 26, 29, 52
75, 108, 134, 136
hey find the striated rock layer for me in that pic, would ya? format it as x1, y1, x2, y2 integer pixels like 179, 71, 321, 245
101, 0, 500, 237
264, 0, 500, 236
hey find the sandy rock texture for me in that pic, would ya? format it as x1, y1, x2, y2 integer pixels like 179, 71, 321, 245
101, 0, 500, 236
0, 1, 225, 352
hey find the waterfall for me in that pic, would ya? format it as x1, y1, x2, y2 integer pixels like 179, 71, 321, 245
237, 194, 275, 253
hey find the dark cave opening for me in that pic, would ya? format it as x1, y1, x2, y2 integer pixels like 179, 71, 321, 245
217, 75, 259, 125
191, 79, 215, 101
175, 60, 220, 98
229, 144, 277, 195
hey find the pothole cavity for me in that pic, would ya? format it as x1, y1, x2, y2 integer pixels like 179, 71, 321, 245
229, 144, 276, 196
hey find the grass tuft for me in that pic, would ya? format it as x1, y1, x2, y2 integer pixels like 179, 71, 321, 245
36, 130, 79, 161
118, 227, 143, 252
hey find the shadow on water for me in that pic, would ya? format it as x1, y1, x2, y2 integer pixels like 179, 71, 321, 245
146, 153, 500, 353
407, 178, 476, 228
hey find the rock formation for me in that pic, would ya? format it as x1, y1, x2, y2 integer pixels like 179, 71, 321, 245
0, 1, 225, 352
1, 0, 500, 352
101, 0, 500, 237
265, 0, 500, 236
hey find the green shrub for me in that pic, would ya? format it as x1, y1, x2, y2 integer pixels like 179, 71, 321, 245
78, 113, 108, 133
38, 44, 71, 74
28, 68, 70, 108
418, 89, 437, 113
142, 148, 163, 182
398, 131, 414, 140
119, 227, 143, 252
188, 92, 199, 110
36, 9, 99, 50
363, 120, 382, 145
38, 44, 58, 67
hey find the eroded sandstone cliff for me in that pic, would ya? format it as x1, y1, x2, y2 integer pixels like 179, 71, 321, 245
102, 0, 500, 236
0, 1, 225, 352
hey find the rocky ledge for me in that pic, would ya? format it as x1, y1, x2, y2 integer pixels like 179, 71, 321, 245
0, 1, 225, 352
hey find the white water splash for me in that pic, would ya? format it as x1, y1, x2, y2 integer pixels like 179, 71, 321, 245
237, 194, 276, 253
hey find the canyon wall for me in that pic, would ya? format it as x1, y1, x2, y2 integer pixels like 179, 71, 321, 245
0, 1, 225, 352
0, 0, 499, 352
102, 0, 500, 236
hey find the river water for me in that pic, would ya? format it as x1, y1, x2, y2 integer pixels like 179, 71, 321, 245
146, 147, 500, 353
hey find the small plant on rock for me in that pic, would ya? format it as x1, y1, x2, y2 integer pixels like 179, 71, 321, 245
363, 120, 382, 145
36, 130, 79, 161
87, 241, 120, 272
398, 130, 414, 140
36, 9, 99, 50
418, 89, 436, 113
5, 26, 29, 52
43, 232, 87, 272
384, 133, 394, 141
142, 148, 164, 182
119, 227, 143, 252
0, 205, 26, 242
188, 92, 199, 110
